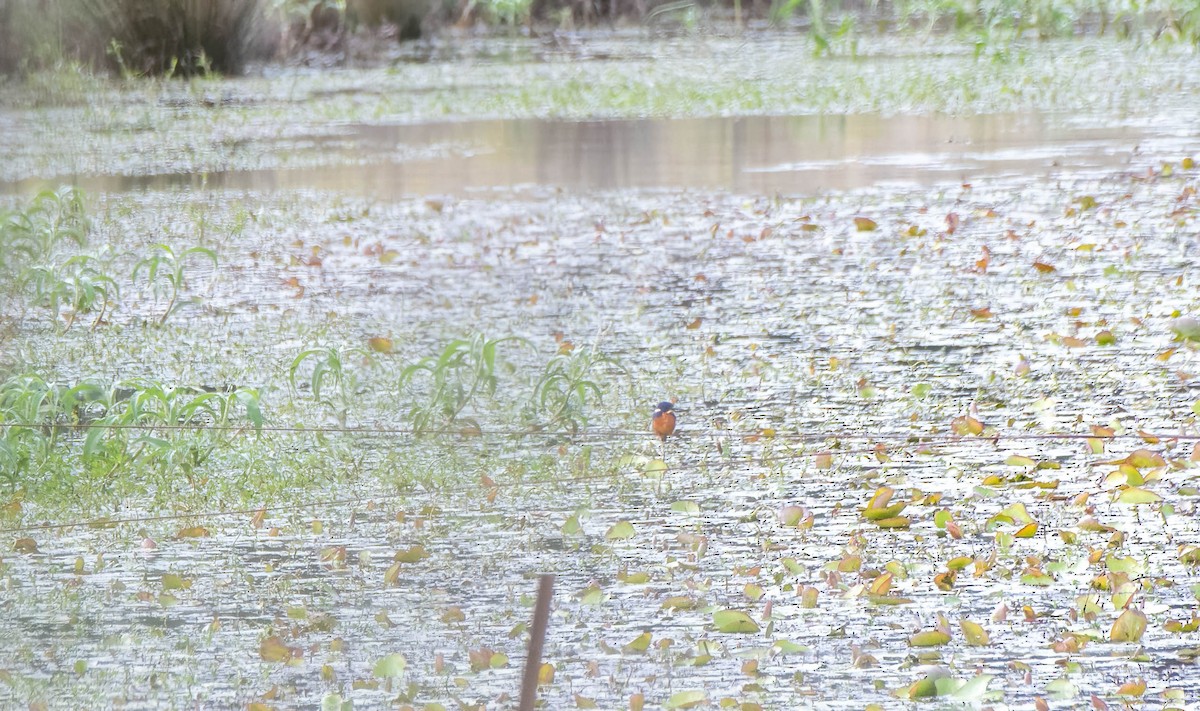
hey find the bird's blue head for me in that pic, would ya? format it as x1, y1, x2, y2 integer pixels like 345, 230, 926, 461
654, 401, 675, 415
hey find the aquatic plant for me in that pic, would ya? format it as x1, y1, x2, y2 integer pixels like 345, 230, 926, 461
0, 187, 89, 275
19, 254, 120, 331
399, 333, 529, 434
525, 343, 623, 434
131, 244, 218, 326
288, 345, 372, 426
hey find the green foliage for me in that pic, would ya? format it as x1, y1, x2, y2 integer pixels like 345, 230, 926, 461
132, 244, 219, 326
482, 0, 533, 25
0, 372, 262, 490
525, 345, 622, 434
399, 333, 529, 434
20, 254, 120, 331
0, 187, 89, 274
289, 346, 371, 426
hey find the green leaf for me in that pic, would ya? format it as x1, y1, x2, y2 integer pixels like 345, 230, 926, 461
605, 520, 635, 540
623, 631, 652, 653
712, 609, 760, 633
664, 690, 707, 709
953, 673, 994, 700
771, 639, 808, 654
372, 653, 407, 678
671, 500, 700, 515
909, 630, 951, 647
907, 676, 939, 699
1116, 487, 1162, 505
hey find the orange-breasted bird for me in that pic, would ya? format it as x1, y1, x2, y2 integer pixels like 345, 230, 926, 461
651, 401, 676, 440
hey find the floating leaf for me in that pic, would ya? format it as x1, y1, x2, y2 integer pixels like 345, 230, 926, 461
853, 217, 878, 231
951, 415, 984, 435
778, 505, 807, 526
1110, 608, 1147, 643
671, 501, 700, 515
907, 676, 939, 699
863, 502, 906, 521
1015, 522, 1039, 538
259, 636, 293, 663
665, 690, 707, 709
161, 573, 191, 590
1170, 317, 1200, 342
713, 610, 760, 634
1116, 487, 1162, 505
772, 640, 808, 655
960, 619, 990, 646
176, 526, 210, 538
372, 653, 407, 678
909, 630, 951, 647
1115, 678, 1146, 696
642, 459, 668, 475
623, 632, 652, 653
953, 674, 994, 701
394, 545, 429, 563
367, 337, 394, 353
1021, 569, 1054, 586
661, 596, 696, 611
606, 521, 636, 540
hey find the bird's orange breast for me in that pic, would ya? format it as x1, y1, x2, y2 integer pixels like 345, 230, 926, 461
652, 410, 676, 439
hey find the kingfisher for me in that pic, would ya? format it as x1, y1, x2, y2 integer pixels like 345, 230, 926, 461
651, 401, 676, 441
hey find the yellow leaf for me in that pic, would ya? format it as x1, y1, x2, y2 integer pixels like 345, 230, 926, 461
367, 337, 394, 353
1110, 608, 1147, 643
1116, 487, 1162, 505
1015, 522, 1039, 538
623, 632, 652, 653
909, 630, 951, 647
1115, 678, 1146, 696
960, 619, 990, 646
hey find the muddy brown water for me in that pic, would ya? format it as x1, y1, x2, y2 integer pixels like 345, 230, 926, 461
4, 113, 1170, 197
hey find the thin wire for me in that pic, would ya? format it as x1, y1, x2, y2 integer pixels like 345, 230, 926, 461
0, 441, 1016, 534
1, 419, 1198, 442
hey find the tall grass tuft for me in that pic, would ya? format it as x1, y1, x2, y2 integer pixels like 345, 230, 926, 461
75, 0, 272, 76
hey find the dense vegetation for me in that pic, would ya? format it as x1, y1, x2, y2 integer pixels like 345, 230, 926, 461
1, 0, 1198, 76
